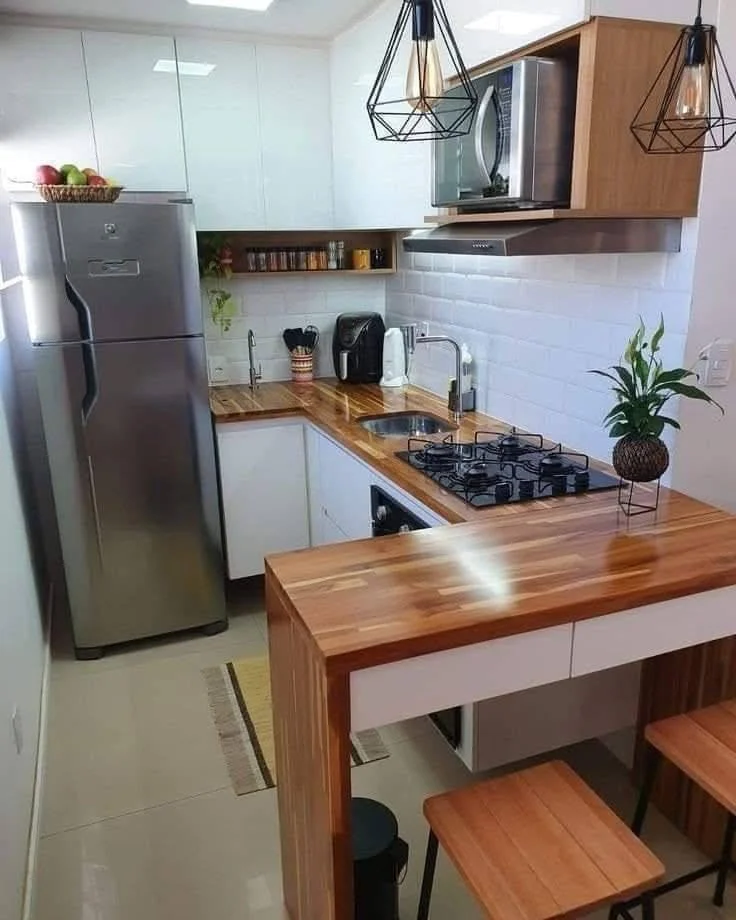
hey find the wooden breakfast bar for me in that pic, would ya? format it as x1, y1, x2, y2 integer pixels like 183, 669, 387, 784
211, 381, 736, 919
266, 488, 736, 920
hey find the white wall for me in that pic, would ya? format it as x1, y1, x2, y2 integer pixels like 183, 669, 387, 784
386, 233, 697, 464
673, 0, 736, 511
203, 274, 386, 383
0, 288, 46, 920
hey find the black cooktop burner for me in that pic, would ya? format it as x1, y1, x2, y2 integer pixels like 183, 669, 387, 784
396, 431, 619, 509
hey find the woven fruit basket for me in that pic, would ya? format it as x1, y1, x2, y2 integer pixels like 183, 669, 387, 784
36, 185, 124, 204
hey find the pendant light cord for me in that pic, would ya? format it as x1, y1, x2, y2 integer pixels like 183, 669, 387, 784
697, 0, 703, 20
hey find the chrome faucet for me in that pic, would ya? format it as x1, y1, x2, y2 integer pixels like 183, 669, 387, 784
401, 324, 464, 421
247, 330, 263, 390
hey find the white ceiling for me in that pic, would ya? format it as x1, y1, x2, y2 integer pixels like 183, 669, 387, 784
0, 0, 379, 40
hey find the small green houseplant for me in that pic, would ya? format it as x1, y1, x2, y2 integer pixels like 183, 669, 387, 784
592, 317, 723, 482
198, 234, 237, 334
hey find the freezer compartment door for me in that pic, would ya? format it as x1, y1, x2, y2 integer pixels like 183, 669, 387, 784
12, 202, 88, 345
58, 201, 203, 341
36, 337, 225, 652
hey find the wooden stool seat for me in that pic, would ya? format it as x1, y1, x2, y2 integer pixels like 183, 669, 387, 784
421, 761, 664, 920
645, 699, 736, 814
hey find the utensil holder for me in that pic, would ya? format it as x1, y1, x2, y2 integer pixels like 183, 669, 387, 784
291, 353, 314, 384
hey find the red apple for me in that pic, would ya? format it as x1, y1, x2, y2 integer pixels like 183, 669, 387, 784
35, 164, 61, 185
88, 174, 108, 187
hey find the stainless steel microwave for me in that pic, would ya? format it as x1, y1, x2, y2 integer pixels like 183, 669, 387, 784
433, 57, 576, 211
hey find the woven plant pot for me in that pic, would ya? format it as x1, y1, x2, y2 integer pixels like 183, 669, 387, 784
613, 436, 670, 483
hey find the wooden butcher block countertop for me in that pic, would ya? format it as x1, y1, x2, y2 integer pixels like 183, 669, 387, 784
211, 381, 736, 672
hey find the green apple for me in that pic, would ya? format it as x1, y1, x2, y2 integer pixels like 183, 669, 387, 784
59, 163, 78, 180
66, 169, 88, 186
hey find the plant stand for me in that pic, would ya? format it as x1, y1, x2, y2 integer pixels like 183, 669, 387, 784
618, 478, 662, 517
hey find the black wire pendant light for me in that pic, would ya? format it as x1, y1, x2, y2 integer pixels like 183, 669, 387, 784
367, 0, 478, 142
631, 0, 736, 154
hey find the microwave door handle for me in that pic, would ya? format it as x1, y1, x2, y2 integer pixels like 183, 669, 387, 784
474, 84, 502, 183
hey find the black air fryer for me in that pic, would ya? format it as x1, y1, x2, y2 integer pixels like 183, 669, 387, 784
333, 313, 385, 384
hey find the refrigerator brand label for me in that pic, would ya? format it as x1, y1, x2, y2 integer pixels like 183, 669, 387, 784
88, 260, 141, 277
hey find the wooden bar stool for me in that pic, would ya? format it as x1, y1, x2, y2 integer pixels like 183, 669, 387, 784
417, 760, 664, 920
615, 699, 736, 914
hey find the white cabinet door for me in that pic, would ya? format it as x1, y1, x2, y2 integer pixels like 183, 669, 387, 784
0, 27, 97, 187
177, 39, 265, 231
256, 45, 333, 229
217, 421, 310, 579
83, 32, 187, 191
318, 434, 373, 541
320, 511, 352, 546
331, 4, 432, 229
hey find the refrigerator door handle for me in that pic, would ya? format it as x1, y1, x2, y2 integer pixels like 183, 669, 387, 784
64, 275, 93, 341
81, 343, 99, 423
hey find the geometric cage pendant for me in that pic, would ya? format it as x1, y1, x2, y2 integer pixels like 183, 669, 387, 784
367, 0, 478, 142
631, 2, 736, 154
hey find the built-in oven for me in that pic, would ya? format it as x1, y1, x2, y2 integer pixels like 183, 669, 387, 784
370, 486, 462, 750
433, 56, 576, 211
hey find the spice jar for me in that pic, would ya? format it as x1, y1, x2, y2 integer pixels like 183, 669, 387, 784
278, 248, 289, 272
256, 248, 268, 273
336, 241, 346, 270
318, 247, 329, 271
287, 247, 298, 272
267, 249, 279, 272
297, 248, 309, 271
307, 248, 320, 271
327, 240, 338, 270
244, 249, 257, 273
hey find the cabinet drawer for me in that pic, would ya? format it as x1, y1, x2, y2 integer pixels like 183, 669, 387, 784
351, 624, 573, 732
571, 586, 736, 677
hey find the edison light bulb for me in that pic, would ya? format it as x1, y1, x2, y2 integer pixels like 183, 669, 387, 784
406, 39, 444, 112
676, 63, 708, 118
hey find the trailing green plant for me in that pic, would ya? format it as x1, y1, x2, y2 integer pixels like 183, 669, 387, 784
198, 233, 236, 333
591, 316, 723, 440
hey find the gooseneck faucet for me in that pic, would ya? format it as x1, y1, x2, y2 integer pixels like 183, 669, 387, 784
401, 324, 464, 421
247, 329, 263, 390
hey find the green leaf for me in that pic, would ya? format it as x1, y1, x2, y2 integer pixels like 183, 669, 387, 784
651, 368, 694, 389
610, 365, 638, 397
668, 382, 725, 412
649, 417, 665, 437
650, 315, 665, 354
610, 422, 630, 438
657, 416, 682, 430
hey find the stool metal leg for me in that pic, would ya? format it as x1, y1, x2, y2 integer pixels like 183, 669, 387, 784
641, 894, 655, 920
633, 747, 661, 837
417, 830, 439, 920
713, 813, 736, 907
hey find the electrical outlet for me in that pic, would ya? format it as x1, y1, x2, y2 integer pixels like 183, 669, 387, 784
12, 707, 23, 755
208, 355, 228, 384
419, 322, 430, 338
701, 340, 733, 388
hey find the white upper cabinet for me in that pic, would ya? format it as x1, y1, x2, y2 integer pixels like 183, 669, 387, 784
331, 3, 432, 229
256, 45, 334, 229
177, 39, 265, 231
83, 32, 187, 191
0, 27, 97, 186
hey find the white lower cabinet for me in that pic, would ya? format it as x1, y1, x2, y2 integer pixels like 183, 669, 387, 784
318, 433, 373, 541
217, 420, 310, 579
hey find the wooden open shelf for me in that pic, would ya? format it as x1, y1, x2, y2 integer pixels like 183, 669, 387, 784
435, 17, 702, 227
198, 228, 398, 274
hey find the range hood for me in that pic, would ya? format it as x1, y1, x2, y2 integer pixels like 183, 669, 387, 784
403, 219, 682, 257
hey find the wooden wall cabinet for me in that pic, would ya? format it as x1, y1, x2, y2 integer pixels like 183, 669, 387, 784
434, 16, 703, 224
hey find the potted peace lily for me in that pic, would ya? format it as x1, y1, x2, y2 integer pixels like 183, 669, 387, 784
592, 317, 723, 483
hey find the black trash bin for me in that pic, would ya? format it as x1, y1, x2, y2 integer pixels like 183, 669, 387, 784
352, 797, 409, 920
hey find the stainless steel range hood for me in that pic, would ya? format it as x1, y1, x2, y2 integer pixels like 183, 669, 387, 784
403, 219, 682, 257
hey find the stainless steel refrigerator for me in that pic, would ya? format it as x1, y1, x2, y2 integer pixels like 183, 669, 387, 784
12, 199, 227, 659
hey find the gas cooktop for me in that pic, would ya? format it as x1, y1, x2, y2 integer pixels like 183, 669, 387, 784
396, 428, 619, 509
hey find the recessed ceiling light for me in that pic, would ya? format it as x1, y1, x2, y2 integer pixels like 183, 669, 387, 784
186, 0, 275, 10
465, 11, 560, 35
154, 59, 216, 76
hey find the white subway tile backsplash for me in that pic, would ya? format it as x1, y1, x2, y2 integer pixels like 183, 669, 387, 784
387, 230, 697, 462
204, 274, 386, 384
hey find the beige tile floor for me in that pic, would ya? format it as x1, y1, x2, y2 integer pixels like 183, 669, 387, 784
35, 578, 736, 920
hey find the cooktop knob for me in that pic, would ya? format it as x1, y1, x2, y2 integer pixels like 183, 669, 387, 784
375, 505, 388, 522
399, 523, 412, 534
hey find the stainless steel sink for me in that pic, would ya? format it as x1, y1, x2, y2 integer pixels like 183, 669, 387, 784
357, 412, 457, 438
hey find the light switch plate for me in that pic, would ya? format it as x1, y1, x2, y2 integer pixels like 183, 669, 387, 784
208, 355, 228, 384
702, 340, 733, 388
